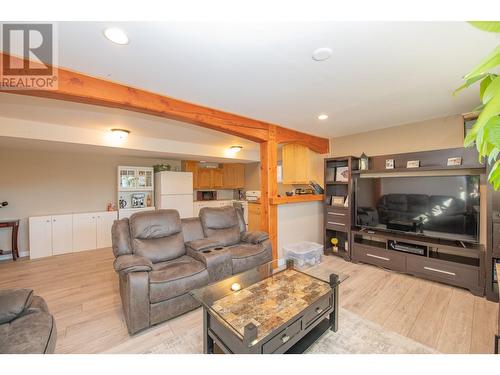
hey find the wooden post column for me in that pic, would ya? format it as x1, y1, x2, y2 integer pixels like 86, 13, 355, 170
260, 125, 278, 260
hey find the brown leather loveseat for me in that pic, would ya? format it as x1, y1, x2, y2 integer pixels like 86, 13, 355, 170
112, 207, 272, 334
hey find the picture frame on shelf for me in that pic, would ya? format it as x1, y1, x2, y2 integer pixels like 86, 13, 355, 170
335, 166, 349, 182
331, 196, 345, 206
406, 160, 420, 168
447, 157, 462, 166
385, 159, 395, 169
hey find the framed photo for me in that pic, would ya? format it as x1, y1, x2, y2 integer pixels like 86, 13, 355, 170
447, 157, 462, 166
331, 196, 345, 206
406, 160, 420, 168
385, 159, 395, 169
335, 166, 349, 182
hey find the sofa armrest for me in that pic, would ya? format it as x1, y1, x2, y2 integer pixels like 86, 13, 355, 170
114, 255, 153, 274
186, 238, 223, 252
0, 289, 33, 324
240, 231, 269, 244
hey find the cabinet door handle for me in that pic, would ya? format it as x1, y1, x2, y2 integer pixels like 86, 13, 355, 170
423, 266, 456, 276
315, 307, 323, 315
328, 221, 345, 226
366, 253, 389, 261
281, 334, 290, 344
328, 212, 345, 216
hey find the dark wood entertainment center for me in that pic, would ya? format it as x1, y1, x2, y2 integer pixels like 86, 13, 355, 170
324, 146, 494, 297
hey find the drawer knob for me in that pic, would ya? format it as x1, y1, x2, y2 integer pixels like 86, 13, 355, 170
328, 221, 345, 226
315, 307, 323, 315
281, 334, 290, 343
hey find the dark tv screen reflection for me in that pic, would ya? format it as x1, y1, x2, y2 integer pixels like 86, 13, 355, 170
355, 175, 480, 243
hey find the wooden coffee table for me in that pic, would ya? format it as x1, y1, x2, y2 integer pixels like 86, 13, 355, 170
191, 259, 346, 354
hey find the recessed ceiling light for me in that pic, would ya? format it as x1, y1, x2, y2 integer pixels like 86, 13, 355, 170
111, 128, 130, 141
312, 47, 333, 62
103, 27, 129, 45
230, 145, 243, 152
318, 114, 329, 120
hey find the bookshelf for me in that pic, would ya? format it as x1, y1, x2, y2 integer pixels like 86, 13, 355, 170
323, 156, 358, 260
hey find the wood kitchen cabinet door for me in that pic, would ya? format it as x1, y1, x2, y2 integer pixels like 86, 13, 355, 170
211, 169, 224, 188
223, 163, 245, 188
248, 203, 261, 232
282, 144, 310, 184
197, 168, 212, 188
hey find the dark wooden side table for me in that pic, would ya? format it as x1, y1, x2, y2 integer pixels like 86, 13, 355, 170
0, 220, 20, 261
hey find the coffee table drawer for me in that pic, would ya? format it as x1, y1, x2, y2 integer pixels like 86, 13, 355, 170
303, 293, 331, 328
262, 317, 302, 354
406, 256, 479, 289
352, 245, 406, 272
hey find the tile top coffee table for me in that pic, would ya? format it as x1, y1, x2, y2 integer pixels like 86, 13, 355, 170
191, 259, 347, 354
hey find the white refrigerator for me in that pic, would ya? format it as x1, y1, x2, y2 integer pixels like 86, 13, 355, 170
155, 171, 194, 218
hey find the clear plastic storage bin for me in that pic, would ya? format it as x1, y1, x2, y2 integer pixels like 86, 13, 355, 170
283, 241, 323, 267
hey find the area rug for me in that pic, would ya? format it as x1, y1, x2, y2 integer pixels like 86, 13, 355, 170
144, 308, 437, 354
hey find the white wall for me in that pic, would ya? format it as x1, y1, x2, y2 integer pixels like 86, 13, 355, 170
277, 202, 324, 258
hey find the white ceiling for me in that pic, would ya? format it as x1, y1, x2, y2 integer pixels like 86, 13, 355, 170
0, 93, 259, 152
40, 21, 499, 138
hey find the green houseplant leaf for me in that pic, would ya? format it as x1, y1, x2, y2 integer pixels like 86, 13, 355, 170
482, 75, 500, 104
469, 21, 500, 33
463, 45, 500, 81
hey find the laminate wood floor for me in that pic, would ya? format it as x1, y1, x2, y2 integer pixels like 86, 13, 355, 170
0, 248, 497, 354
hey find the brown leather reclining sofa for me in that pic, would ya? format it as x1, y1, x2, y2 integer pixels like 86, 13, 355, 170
111, 206, 272, 334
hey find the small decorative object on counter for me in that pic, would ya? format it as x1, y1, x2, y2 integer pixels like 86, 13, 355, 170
106, 202, 116, 211
153, 164, 171, 173
359, 152, 369, 171
330, 237, 339, 253
146, 193, 152, 207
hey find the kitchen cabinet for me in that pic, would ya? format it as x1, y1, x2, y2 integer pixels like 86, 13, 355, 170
182, 161, 199, 189
96, 212, 118, 248
73, 213, 98, 252
30, 211, 118, 259
29, 216, 53, 259
248, 203, 261, 232
282, 144, 315, 185
197, 168, 224, 189
222, 163, 245, 189
51, 214, 73, 256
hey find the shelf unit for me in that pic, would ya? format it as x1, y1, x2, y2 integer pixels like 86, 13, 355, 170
351, 228, 484, 295
117, 166, 155, 217
323, 156, 358, 260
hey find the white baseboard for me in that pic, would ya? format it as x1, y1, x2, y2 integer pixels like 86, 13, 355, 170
0, 251, 29, 261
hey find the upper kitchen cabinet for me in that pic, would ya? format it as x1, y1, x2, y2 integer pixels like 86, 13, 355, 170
282, 144, 320, 185
222, 163, 245, 189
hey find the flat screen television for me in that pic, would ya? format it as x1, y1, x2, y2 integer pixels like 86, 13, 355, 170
354, 174, 480, 243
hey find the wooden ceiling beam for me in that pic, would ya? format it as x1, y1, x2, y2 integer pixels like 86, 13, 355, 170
0, 52, 329, 153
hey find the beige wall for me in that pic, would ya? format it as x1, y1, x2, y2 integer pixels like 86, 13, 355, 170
0, 147, 180, 254
331, 115, 464, 157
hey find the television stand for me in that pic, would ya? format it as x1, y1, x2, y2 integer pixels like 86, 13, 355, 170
351, 228, 485, 296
